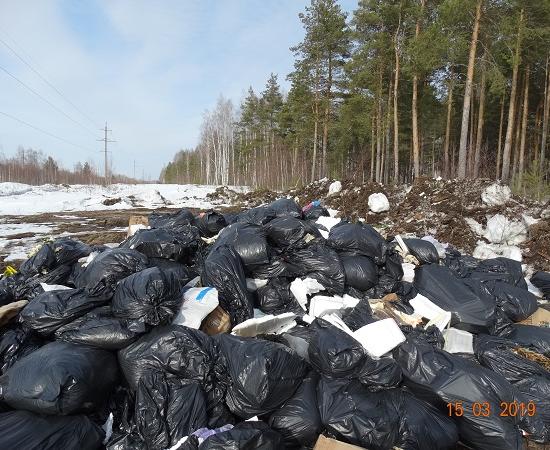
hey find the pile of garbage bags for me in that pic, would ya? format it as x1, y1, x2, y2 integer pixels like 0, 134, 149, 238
0, 197, 549, 450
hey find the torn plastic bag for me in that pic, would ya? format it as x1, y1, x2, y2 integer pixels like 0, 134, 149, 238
0, 410, 105, 450
264, 216, 321, 251
54, 306, 141, 350
112, 267, 184, 328
213, 223, 269, 267
14, 264, 73, 301
394, 340, 545, 450
341, 255, 378, 291
75, 248, 149, 299
213, 333, 308, 418
136, 370, 207, 449
202, 245, 254, 325
403, 238, 439, 264
268, 198, 302, 218
236, 205, 276, 225
485, 280, 537, 321
495, 323, 550, 356
531, 271, 550, 297
256, 277, 303, 315
413, 264, 496, 333
194, 211, 227, 238
328, 222, 387, 265
285, 243, 345, 295
0, 341, 118, 415
469, 257, 527, 289
121, 227, 200, 263
20, 288, 108, 336
341, 298, 375, 331
0, 326, 42, 374
149, 209, 195, 233
267, 371, 322, 449
195, 421, 284, 450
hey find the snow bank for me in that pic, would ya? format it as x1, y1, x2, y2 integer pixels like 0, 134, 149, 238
481, 183, 511, 206
368, 193, 390, 213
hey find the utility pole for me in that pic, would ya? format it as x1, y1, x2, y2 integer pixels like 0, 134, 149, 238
97, 123, 115, 186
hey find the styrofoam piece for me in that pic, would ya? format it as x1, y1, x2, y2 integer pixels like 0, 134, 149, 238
246, 278, 268, 291
290, 277, 325, 310
39, 283, 71, 292
401, 263, 416, 283
172, 287, 219, 328
443, 328, 474, 354
481, 183, 511, 206
353, 318, 406, 357
309, 294, 359, 318
231, 312, 297, 337
368, 193, 390, 213
328, 180, 342, 195
410, 294, 452, 331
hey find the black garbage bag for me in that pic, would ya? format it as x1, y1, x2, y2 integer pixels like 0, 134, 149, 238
75, 248, 149, 299
19, 243, 56, 276
14, 264, 73, 301
267, 371, 322, 449
328, 222, 387, 265
275, 326, 315, 362
341, 255, 378, 291
414, 264, 496, 333
0, 326, 42, 374
202, 245, 253, 325
148, 257, 196, 280
317, 377, 400, 449
469, 257, 527, 289
495, 323, 550, 356
149, 208, 195, 233
256, 278, 303, 315
264, 216, 322, 251
341, 298, 375, 331
358, 354, 402, 392
285, 242, 345, 295
0, 410, 104, 450
106, 432, 145, 450
484, 280, 537, 322
531, 271, 550, 297
214, 333, 308, 418
236, 206, 276, 225
112, 267, 184, 328
268, 198, 302, 218
54, 306, 141, 350
302, 203, 329, 221
249, 256, 290, 279
394, 340, 545, 450
0, 341, 118, 415
0, 277, 15, 306
136, 370, 207, 449
20, 288, 108, 336
121, 227, 200, 263
443, 250, 480, 278
50, 237, 92, 266
194, 211, 227, 238
403, 238, 439, 264
213, 223, 269, 267
400, 324, 445, 349
194, 422, 285, 450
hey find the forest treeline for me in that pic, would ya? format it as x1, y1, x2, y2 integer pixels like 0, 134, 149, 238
162, 0, 550, 195
0, 147, 136, 185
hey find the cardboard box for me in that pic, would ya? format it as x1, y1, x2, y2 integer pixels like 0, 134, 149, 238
520, 308, 550, 327
200, 306, 231, 335
127, 216, 149, 237
313, 435, 365, 450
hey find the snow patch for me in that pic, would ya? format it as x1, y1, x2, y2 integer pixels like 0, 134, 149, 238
368, 193, 390, 213
481, 183, 511, 206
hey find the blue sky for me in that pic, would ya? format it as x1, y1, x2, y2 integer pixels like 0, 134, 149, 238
0, 0, 358, 179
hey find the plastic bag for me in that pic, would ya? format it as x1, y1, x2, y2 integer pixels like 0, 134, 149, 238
54, 306, 141, 350
413, 264, 496, 333
19, 243, 56, 276
267, 371, 322, 449
196, 422, 284, 450
194, 211, 227, 238
496, 323, 550, 356
0, 410, 105, 450
236, 206, 276, 225
469, 257, 527, 289
264, 216, 321, 250
302, 202, 329, 221
531, 271, 550, 297
403, 238, 439, 264
75, 248, 149, 299
202, 245, 254, 325
136, 370, 207, 449
213, 223, 269, 268
20, 238, 91, 277
121, 227, 200, 263
268, 198, 302, 218
0, 341, 118, 415
112, 267, 184, 328
20, 288, 108, 336
484, 280, 538, 322
328, 222, 387, 265
0, 326, 42, 374
149, 209, 195, 233
14, 264, 73, 301
214, 333, 308, 418
341, 298, 375, 331
341, 255, 378, 291
256, 278, 303, 315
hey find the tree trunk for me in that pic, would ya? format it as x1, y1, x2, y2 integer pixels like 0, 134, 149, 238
541, 56, 550, 176
512, 79, 523, 181
457, 0, 482, 179
385, 76, 393, 184
322, 55, 333, 178
370, 114, 376, 181
518, 65, 529, 188
496, 96, 505, 179
311, 103, 319, 183
393, 7, 402, 183
473, 60, 486, 178
376, 67, 383, 183
443, 70, 454, 178
501, 8, 524, 182
411, 0, 425, 180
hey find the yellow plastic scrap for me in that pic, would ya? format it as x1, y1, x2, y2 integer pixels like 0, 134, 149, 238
2, 266, 17, 277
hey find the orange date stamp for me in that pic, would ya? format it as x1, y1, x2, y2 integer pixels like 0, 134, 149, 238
447, 401, 537, 417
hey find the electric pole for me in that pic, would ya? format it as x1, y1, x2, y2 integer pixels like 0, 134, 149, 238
97, 123, 115, 186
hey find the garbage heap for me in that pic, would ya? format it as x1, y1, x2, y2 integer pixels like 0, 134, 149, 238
0, 197, 549, 450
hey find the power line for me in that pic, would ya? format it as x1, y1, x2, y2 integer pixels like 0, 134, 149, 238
98, 123, 116, 186
0, 34, 100, 129
0, 64, 97, 137
0, 110, 95, 155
